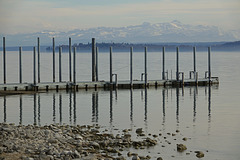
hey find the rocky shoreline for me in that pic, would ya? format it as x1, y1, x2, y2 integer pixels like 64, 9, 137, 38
0, 123, 204, 160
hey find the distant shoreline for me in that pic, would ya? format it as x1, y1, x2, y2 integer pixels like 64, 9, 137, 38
1, 41, 239, 52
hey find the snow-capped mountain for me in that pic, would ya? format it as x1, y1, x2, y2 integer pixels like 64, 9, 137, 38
1, 20, 239, 46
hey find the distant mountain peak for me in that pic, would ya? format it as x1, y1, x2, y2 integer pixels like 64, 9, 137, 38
2, 21, 239, 46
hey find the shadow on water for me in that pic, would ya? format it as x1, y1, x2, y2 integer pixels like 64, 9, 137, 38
1, 86, 216, 126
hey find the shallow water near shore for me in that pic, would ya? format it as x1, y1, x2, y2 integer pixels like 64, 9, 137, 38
1, 51, 240, 159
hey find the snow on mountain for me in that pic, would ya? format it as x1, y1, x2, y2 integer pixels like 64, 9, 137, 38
1, 21, 238, 46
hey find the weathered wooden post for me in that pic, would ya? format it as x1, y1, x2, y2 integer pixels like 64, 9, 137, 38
130, 47, 133, 87
144, 47, 148, 86
19, 47, 22, 83
73, 47, 76, 84
37, 37, 40, 83
69, 38, 72, 82
176, 47, 179, 81
59, 46, 62, 82
92, 38, 96, 81
162, 46, 165, 80
33, 47, 36, 85
193, 46, 196, 79
208, 47, 211, 83
96, 46, 99, 81
110, 47, 113, 83
3, 37, 6, 84
53, 38, 55, 82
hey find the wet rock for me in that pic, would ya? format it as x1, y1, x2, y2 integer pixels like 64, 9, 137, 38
195, 151, 204, 158
136, 128, 143, 134
182, 137, 187, 141
132, 155, 140, 160
177, 144, 187, 152
127, 151, 132, 157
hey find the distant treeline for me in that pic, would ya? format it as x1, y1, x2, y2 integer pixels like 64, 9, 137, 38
1, 41, 239, 52
46, 41, 240, 52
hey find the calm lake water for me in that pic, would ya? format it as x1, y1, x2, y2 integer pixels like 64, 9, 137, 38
0, 50, 240, 159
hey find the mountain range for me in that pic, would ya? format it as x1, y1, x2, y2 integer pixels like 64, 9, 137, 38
1, 20, 240, 46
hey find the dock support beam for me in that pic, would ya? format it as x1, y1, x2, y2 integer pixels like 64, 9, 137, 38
130, 47, 133, 87
92, 38, 96, 81
162, 46, 165, 80
33, 47, 36, 85
208, 47, 211, 83
59, 47, 62, 82
37, 37, 40, 83
144, 47, 148, 86
69, 38, 72, 82
96, 46, 99, 81
110, 47, 113, 83
176, 47, 179, 81
193, 47, 196, 79
73, 47, 76, 84
53, 38, 55, 82
19, 47, 22, 83
3, 37, 6, 84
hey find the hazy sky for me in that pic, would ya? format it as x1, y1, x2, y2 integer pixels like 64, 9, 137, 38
0, 0, 239, 34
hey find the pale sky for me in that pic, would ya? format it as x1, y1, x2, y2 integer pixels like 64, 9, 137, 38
0, 0, 239, 34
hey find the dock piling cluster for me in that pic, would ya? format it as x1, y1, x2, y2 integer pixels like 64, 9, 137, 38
0, 37, 218, 91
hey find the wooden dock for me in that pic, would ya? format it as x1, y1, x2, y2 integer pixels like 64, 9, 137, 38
0, 77, 219, 92
1, 37, 219, 92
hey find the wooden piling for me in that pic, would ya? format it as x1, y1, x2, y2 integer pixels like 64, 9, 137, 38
130, 47, 133, 86
69, 38, 72, 82
19, 47, 22, 83
33, 47, 36, 85
3, 37, 6, 84
59, 47, 62, 82
144, 47, 148, 86
176, 47, 179, 81
53, 38, 55, 82
208, 47, 211, 82
73, 47, 76, 84
96, 46, 99, 81
162, 46, 165, 80
193, 47, 196, 78
37, 37, 40, 83
110, 46, 113, 83
92, 38, 96, 81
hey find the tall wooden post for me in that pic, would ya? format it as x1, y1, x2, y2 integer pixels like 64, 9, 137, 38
92, 38, 96, 81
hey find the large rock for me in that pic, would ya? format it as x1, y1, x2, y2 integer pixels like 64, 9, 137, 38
177, 144, 187, 152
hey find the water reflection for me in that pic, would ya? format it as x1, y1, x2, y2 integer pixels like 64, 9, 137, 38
19, 95, 22, 125
92, 92, 98, 123
4, 96, 6, 122
1, 86, 215, 126
130, 89, 133, 121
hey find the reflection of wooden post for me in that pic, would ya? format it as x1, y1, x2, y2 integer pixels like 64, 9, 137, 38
92, 38, 96, 81
3, 37, 6, 84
